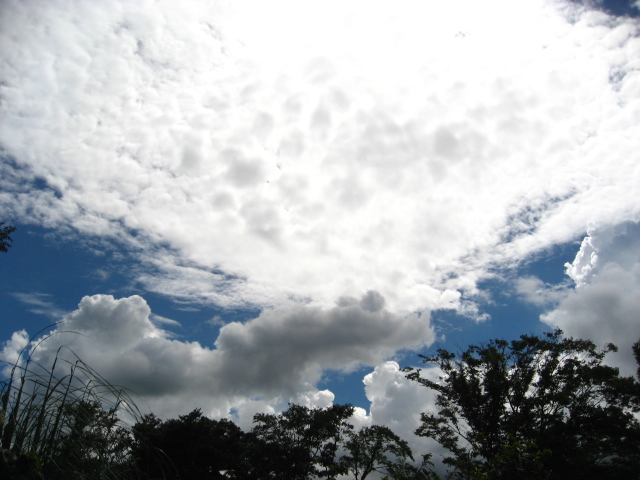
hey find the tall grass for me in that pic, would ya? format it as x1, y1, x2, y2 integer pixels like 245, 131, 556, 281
0, 330, 144, 479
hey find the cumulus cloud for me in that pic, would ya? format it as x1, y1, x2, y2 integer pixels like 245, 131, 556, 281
0, 330, 29, 376
542, 222, 640, 376
214, 291, 433, 396
1, 0, 639, 317
361, 361, 447, 470
17, 291, 433, 421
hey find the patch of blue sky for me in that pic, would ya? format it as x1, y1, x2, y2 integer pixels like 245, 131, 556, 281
144, 291, 261, 346
1, 223, 113, 343
319, 367, 372, 410
0, 222, 260, 350
590, 0, 640, 17
418, 238, 580, 362
1, 221, 584, 409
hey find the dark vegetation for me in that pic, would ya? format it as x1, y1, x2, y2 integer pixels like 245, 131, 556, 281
2, 225, 640, 478
2, 330, 638, 480
0, 342, 141, 479
405, 331, 640, 480
0, 222, 16, 253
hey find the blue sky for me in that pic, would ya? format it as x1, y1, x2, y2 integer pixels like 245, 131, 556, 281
0, 221, 576, 410
2, 0, 640, 459
594, 0, 640, 16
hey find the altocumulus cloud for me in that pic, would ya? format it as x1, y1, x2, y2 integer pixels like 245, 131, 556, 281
1, 0, 639, 315
4, 292, 433, 421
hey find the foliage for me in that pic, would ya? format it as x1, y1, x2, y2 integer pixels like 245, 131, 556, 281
250, 403, 355, 480
0, 338, 143, 479
131, 408, 246, 479
131, 403, 423, 480
0, 222, 16, 253
340, 425, 414, 480
44, 400, 133, 480
1, 448, 43, 480
405, 329, 640, 480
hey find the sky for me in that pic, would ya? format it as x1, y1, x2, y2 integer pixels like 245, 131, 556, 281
1, 0, 640, 464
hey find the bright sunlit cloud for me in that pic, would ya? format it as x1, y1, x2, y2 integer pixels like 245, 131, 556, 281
2, 0, 639, 315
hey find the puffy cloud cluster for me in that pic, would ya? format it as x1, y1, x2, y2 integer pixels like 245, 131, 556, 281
360, 361, 447, 470
4, 291, 433, 422
214, 290, 433, 396
541, 222, 640, 376
1, 0, 639, 316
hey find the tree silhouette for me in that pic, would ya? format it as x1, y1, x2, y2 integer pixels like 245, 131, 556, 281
405, 330, 640, 479
131, 409, 246, 479
340, 425, 415, 480
0, 222, 16, 253
250, 404, 355, 480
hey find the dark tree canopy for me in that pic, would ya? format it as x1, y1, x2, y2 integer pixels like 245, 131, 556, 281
340, 425, 415, 480
405, 330, 640, 480
43, 400, 132, 480
130, 404, 382, 480
131, 408, 246, 480
250, 403, 355, 480
0, 223, 16, 253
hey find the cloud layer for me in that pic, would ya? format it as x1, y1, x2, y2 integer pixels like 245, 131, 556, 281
2, 292, 433, 421
1, 0, 639, 315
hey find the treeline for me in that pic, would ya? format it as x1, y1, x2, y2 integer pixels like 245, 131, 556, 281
0, 361, 415, 480
129, 404, 416, 480
2, 329, 640, 478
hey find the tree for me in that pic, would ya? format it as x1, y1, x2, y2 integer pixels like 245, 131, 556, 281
131, 409, 247, 479
339, 425, 414, 480
0, 222, 16, 253
405, 330, 640, 480
250, 403, 355, 480
43, 400, 132, 480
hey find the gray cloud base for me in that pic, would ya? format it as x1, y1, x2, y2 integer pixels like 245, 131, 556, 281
10, 291, 433, 418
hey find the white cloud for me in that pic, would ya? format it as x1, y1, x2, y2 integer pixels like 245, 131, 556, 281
1, 0, 639, 317
0, 330, 29, 376
542, 222, 640, 376
22, 292, 433, 422
149, 313, 181, 327
361, 361, 447, 471
210, 289, 434, 397
11, 292, 68, 319
515, 276, 570, 308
